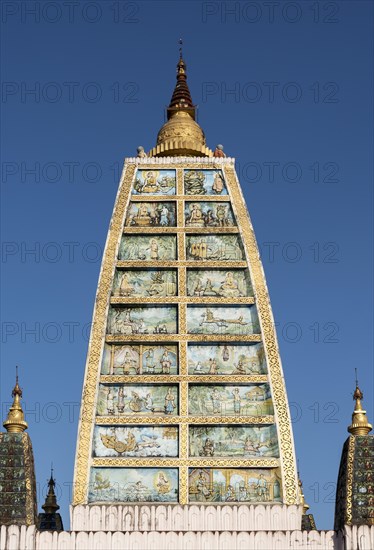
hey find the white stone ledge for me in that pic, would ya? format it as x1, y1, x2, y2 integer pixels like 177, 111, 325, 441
124, 156, 236, 165
3, 525, 374, 550
70, 504, 302, 532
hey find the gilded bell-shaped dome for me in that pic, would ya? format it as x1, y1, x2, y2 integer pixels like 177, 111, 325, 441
148, 56, 213, 157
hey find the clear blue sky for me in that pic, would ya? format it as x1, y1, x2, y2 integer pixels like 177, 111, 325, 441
1, 0, 373, 530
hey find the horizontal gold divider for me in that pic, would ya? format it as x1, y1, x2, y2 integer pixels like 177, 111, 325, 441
132, 163, 228, 170
110, 296, 255, 305
95, 415, 274, 425
130, 195, 231, 202
116, 261, 248, 268
123, 227, 239, 234
106, 334, 262, 343
92, 458, 279, 468
100, 375, 268, 384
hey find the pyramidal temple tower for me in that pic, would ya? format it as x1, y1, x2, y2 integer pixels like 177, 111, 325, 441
71, 52, 302, 533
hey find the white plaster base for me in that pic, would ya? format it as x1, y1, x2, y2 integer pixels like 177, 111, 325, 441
70, 504, 303, 532
1, 525, 374, 550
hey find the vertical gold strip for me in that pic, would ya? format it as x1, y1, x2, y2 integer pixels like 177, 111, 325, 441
179, 267, 186, 297
179, 340, 188, 376
179, 465, 188, 505
180, 381, 188, 416
345, 435, 355, 524
180, 423, 189, 505
177, 232, 186, 261
176, 168, 184, 195
177, 166, 187, 507
180, 423, 188, 459
224, 165, 298, 505
177, 199, 184, 229
179, 303, 187, 335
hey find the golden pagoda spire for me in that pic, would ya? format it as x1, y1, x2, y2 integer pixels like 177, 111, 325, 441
3, 367, 28, 433
348, 371, 372, 435
148, 41, 213, 157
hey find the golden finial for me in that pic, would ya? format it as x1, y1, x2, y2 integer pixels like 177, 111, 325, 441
348, 370, 372, 435
3, 366, 28, 433
148, 43, 213, 158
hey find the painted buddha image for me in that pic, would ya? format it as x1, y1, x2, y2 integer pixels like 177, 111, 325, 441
186, 203, 205, 227
119, 273, 135, 296
142, 171, 160, 193
219, 271, 241, 297
133, 203, 152, 226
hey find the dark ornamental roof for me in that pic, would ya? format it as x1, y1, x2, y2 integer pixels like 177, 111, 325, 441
38, 470, 64, 531
0, 432, 37, 526
334, 434, 374, 529
335, 384, 373, 530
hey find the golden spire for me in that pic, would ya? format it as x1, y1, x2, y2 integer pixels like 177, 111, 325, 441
42, 467, 60, 514
348, 372, 372, 435
3, 367, 28, 433
148, 41, 213, 157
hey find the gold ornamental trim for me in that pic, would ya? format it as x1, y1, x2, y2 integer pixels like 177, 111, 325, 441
95, 415, 274, 425
23, 433, 37, 525
106, 334, 262, 343
130, 195, 231, 202
92, 458, 279, 468
110, 296, 255, 305
116, 261, 248, 268
345, 435, 355, 524
100, 375, 268, 384
123, 227, 240, 234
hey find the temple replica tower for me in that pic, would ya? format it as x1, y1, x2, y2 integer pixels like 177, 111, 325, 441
1, 53, 373, 550
71, 51, 300, 531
